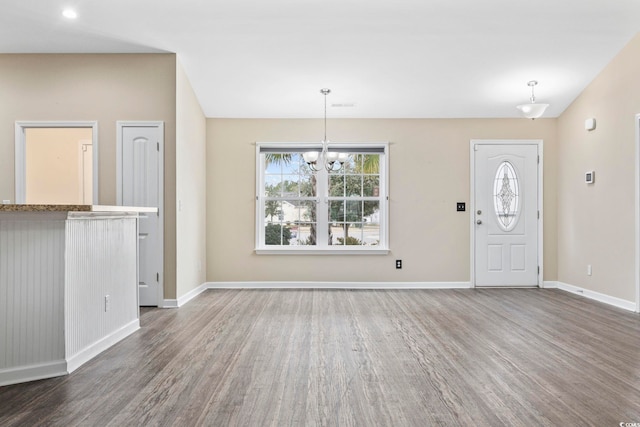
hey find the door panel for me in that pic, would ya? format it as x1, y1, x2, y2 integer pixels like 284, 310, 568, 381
511, 245, 526, 271
475, 144, 538, 287
120, 125, 162, 306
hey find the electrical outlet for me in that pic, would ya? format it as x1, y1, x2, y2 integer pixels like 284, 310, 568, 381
396, 259, 402, 269
587, 265, 592, 276
456, 202, 466, 212
2, 200, 10, 204
105, 295, 110, 312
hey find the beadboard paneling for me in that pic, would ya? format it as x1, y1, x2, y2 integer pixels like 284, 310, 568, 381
64, 215, 139, 368
0, 213, 66, 380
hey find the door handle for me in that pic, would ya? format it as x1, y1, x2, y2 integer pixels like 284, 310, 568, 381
476, 219, 482, 225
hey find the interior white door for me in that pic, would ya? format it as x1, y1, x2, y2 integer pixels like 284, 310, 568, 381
474, 143, 538, 287
120, 125, 162, 306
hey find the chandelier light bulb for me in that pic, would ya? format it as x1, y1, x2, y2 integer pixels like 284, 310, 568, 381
302, 151, 319, 164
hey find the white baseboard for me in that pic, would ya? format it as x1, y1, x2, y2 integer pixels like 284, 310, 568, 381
207, 281, 472, 289
0, 360, 67, 387
1, 320, 140, 386
160, 283, 210, 308
66, 319, 140, 373
177, 282, 210, 307
160, 299, 178, 308
549, 281, 636, 312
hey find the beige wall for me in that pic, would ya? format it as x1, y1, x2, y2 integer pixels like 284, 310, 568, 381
7, 43, 638, 303
557, 34, 640, 302
25, 127, 93, 204
206, 118, 557, 283
175, 59, 207, 298
0, 53, 179, 301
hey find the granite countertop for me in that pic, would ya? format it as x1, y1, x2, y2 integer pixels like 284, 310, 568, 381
0, 204, 157, 213
0, 204, 91, 212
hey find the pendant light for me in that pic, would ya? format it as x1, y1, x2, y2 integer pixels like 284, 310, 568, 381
516, 80, 549, 119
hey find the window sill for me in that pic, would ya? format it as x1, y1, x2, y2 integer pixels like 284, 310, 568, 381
255, 247, 390, 255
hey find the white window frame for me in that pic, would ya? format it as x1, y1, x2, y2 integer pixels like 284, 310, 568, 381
255, 142, 389, 255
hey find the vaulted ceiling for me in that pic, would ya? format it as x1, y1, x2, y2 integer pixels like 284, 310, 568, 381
2, 0, 639, 118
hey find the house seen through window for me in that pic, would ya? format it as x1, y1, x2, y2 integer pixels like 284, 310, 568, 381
256, 143, 388, 253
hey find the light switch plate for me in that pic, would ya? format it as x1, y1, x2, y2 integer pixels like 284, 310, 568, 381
585, 171, 595, 184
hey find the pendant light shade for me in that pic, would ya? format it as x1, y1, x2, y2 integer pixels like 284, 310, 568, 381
516, 103, 549, 119
516, 81, 549, 119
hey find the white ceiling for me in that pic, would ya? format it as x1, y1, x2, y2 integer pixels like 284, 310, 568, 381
2, 0, 639, 118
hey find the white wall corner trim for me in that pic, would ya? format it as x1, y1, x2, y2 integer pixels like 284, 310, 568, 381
555, 282, 636, 312
66, 319, 140, 374
0, 360, 68, 387
207, 281, 472, 290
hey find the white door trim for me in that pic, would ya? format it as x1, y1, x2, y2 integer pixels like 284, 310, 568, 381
470, 139, 544, 288
15, 121, 99, 204
116, 121, 164, 307
635, 114, 640, 312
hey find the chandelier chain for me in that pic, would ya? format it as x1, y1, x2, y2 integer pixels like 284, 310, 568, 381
324, 91, 327, 141
321, 88, 330, 141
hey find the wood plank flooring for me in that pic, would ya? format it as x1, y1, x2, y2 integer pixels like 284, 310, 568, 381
1, 289, 639, 426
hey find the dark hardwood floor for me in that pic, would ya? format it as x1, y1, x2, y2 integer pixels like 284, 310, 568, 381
1, 289, 639, 426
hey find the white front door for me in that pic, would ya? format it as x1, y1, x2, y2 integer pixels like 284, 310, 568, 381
118, 122, 163, 306
473, 142, 539, 287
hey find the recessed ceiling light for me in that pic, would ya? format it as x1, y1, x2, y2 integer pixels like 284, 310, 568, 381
62, 9, 78, 19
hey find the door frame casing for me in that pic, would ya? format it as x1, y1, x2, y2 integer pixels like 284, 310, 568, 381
15, 121, 99, 204
116, 121, 164, 307
470, 139, 544, 288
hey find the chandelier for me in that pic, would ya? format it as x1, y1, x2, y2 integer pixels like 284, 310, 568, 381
303, 88, 347, 172
516, 80, 549, 120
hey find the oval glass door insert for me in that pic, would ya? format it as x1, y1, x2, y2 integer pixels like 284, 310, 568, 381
493, 161, 520, 231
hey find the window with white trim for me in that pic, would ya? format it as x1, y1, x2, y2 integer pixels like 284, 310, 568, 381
256, 143, 389, 254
